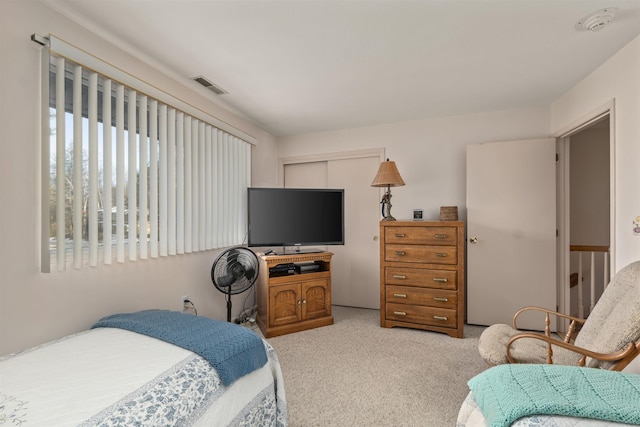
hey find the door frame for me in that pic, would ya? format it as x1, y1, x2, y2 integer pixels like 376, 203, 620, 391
554, 100, 616, 329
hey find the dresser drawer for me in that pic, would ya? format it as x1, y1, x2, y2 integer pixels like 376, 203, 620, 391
386, 267, 456, 290
386, 285, 457, 309
386, 303, 457, 328
385, 226, 457, 245
385, 244, 457, 264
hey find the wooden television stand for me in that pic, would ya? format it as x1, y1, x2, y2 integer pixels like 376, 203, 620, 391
256, 251, 334, 338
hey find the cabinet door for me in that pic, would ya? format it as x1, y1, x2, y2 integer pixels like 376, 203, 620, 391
302, 279, 331, 320
269, 283, 301, 326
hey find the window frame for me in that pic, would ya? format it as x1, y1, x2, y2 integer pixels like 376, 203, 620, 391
39, 35, 254, 272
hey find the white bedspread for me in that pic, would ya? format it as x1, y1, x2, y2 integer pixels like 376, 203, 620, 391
0, 327, 286, 426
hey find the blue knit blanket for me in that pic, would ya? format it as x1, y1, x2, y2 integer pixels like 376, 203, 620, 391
468, 364, 640, 427
92, 310, 267, 387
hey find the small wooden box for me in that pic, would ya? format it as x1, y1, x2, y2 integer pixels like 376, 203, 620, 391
440, 206, 458, 221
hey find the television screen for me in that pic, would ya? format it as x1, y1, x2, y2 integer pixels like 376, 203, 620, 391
247, 188, 344, 249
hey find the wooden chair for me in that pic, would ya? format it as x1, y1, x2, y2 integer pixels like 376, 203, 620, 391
478, 260, 640, 371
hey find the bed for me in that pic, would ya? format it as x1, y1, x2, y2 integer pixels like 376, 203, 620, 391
0, 310, 287, 426
456, 364, 640, 427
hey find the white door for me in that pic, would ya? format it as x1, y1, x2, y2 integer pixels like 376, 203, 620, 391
466, 139, 556, 330
283, 155, 381, 308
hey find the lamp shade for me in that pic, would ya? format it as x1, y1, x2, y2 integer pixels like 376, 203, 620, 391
371, 159, 405, 187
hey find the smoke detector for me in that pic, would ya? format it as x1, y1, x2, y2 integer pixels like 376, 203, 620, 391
192, 75, 228, 95
575, 8, 617, 32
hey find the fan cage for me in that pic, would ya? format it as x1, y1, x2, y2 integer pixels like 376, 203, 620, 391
211, 247, 259, 295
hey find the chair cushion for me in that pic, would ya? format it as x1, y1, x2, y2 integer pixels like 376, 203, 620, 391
574, 261, 640, 368
478, 323, 582, 366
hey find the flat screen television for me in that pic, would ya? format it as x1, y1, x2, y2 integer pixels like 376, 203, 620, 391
247, 187, 344, 251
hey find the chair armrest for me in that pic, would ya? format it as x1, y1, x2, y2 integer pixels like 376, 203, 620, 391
513, 306, 586, 343
513, 306, 585, 328
506, 332, 639, 369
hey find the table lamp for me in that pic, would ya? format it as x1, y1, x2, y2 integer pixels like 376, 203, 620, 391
371, 159, 405, 221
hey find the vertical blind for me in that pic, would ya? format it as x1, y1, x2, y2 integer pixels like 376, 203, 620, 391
41, 36, 253, 272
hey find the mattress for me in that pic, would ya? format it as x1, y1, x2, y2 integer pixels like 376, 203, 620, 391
0, 327, 287, 426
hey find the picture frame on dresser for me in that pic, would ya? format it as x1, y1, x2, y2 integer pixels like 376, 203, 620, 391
379, 220, 465, 338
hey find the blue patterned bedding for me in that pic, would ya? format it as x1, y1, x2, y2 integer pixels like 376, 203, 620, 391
79, 345, 285, 427
0, 322, 287, 426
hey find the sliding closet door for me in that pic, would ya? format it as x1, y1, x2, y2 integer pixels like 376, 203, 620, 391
283, 162, 327, 189
328, 157, 380, 309
283, 155, 381, 309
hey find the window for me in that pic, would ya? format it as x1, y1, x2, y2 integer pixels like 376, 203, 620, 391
41, 36, 253, 272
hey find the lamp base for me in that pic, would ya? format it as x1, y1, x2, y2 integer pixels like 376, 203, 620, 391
380, 191, 396, 222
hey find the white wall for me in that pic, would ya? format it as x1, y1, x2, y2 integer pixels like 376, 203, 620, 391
0, 0, 278, 355
278, 107, 550, 222
278, 34, 640, 314
3, 2, 638, 356
551, 35, 640, 271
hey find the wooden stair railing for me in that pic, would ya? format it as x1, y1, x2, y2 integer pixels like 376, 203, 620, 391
570, 245, 610, 318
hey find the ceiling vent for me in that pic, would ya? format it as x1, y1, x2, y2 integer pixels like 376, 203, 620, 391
575, 8, 617, 32
192, 75, 228, 95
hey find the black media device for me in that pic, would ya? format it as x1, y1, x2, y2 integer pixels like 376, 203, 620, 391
269, 263, 296, 275
295, 262, 321, 273
247, 187, 345, 252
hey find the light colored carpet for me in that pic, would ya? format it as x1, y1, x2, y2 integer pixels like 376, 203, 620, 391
265, 305, 488, 427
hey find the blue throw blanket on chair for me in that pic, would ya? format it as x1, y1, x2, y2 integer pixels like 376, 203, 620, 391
92, 309, 267, 386
468, 364, 640, 427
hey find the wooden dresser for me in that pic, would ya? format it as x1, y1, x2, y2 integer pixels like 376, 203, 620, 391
256, 252, 334, 338
380, 220, 465, 338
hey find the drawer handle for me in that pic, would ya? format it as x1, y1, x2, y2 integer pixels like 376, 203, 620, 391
392, 274, 407, 279
393, 293, 407, 298
433, 278, 448, 283
434, 234, 447, 239
433, 297, 449, 302
395, 233, 406, 238
395, 251, 406, 256
434, 315, 448, 321
393, 311, 407, 316
435, 253, 447, 257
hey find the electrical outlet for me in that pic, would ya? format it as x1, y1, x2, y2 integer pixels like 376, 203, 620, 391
182, 295, 189, 305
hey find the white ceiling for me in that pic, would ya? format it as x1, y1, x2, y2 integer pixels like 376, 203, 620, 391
44, 0, 640, 137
